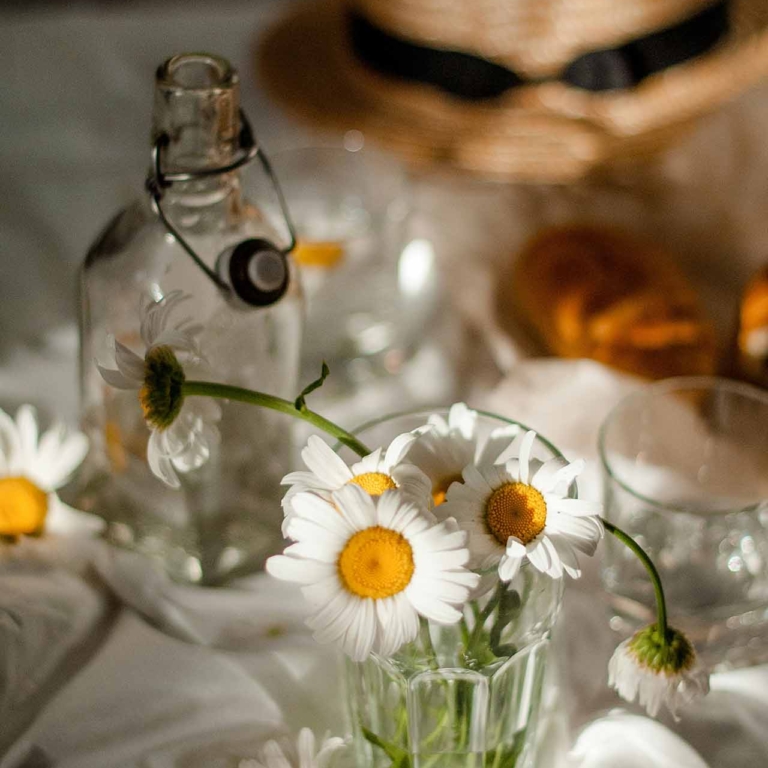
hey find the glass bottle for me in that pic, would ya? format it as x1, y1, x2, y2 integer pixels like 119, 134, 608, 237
77, 53, 302, 585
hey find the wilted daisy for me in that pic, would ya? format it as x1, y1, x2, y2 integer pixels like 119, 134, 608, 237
438, 430, 603, 581
267, 484, 479, 660
407, 403, 520, 506
0, 405, 99, 538
97, 291, 220, 488
242, 728, 346, 768
609, 624, 710, 719
280, 433, 431, 535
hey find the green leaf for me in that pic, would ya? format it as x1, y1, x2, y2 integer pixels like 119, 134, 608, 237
361, 726, 410, 767
294, 362, 330, 412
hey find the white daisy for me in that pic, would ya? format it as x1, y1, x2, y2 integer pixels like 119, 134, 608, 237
280, 433, 431, 536
407, 403, 520, 506
267, 484, 480, 661
438, 430, 603, 581
609, 624, 710, 720
0, 405, 100, 538
242, 728, 346, 768
97, 291, 220, 489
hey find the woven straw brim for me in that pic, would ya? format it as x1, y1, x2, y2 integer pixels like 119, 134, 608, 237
257, 0, 768, 182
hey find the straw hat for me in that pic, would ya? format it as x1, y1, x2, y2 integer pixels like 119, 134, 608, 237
258, 0, 768, 181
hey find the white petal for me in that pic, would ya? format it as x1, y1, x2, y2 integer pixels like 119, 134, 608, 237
147, 431, 180, 488
290, 492, 354, 537
477, 423, 519, 466
261, 740, 292, 768
499, 538, 526, 581
414, 548, 469, 572
447, 403, 476, 438
38, 429, 88, 490
547, 513, 604, 555
114, 340, 146, 380
45, 496, 105, 537
15, 405, 39, 468
281, 470, 335, 492
0, 408, 21, 473
405, 584, 462, 624
333, 484, 377, 531
530, 456, 568, 493
548, 534, 582, 579
383, 431, 418, 467
547, 497, 603, 516
266, 554, 334, 584
315, 736, 347, 768
530, 536, 565, 578
285, 519, 347, 558
98, 365, 140, 390
302, 435, 353, 487
461, 464, 494, 494
297, 727, 316, 767
392, 464, 433, 504
355, 447, 388, 476
343, 597, 376, 661
307, 592, 361, 646
518, 430, 536, 484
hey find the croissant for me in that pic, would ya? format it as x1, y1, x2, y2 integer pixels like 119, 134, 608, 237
505, 225, 717, 380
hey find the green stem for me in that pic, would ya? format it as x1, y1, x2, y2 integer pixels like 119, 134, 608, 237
183, 380, 371, 457
468, 581, 504, 652
602, 517, 668, 636
419, 617, 440, 672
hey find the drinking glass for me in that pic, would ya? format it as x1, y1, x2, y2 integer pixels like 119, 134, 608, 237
269, 143, 439, 389
337, 409, 567, 768
599, 377, 768, 669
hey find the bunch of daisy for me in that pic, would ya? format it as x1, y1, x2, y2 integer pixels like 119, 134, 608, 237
98, 303, 710, 721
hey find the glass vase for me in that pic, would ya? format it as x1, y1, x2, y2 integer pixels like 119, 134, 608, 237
337, 410, 568, 768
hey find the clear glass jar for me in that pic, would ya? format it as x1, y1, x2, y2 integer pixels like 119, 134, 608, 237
78, 54, 302, 585
337, 410, 567, 768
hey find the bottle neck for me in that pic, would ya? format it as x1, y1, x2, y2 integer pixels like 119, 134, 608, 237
152, 53, 240, 175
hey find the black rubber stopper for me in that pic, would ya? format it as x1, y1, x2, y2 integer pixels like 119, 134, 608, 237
225, 238, 289, 307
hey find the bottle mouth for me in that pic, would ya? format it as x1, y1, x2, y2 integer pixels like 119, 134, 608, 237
159, 53, 237, 91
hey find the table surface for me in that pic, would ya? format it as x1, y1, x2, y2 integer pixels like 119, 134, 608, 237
2, 2, 768, 767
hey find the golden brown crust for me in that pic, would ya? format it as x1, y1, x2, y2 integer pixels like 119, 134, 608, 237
506, 224, 717, 379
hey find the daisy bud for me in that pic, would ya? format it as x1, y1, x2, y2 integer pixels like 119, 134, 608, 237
608, 624, 710, 720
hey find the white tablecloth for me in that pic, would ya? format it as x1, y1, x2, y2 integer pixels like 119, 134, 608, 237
2, 2, 768, 766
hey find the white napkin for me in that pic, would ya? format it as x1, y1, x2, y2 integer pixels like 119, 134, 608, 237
570, 710, 709, 768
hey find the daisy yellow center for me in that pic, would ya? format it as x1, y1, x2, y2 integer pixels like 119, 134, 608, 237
485, 482, 547, 546
347, 472, 397, 496
432, 473, 464, 506
0, 477, 49, 536
338, 526, 415, 599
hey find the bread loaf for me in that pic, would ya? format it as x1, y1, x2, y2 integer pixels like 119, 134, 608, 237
504, 225, 717, 380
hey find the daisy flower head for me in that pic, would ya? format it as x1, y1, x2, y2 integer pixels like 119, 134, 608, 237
438, 430, 603, 581
609, 624, 710, 720
97, 291, 221, 488
407, 403, 520, 506
0, 405, 100, 538
280, 432, 431, 536
242, 728, 346, 768
267, 484, 480, 661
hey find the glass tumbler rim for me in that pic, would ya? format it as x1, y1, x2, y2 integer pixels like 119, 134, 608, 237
598, 375, 768, 516
346, 404, 566, 462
